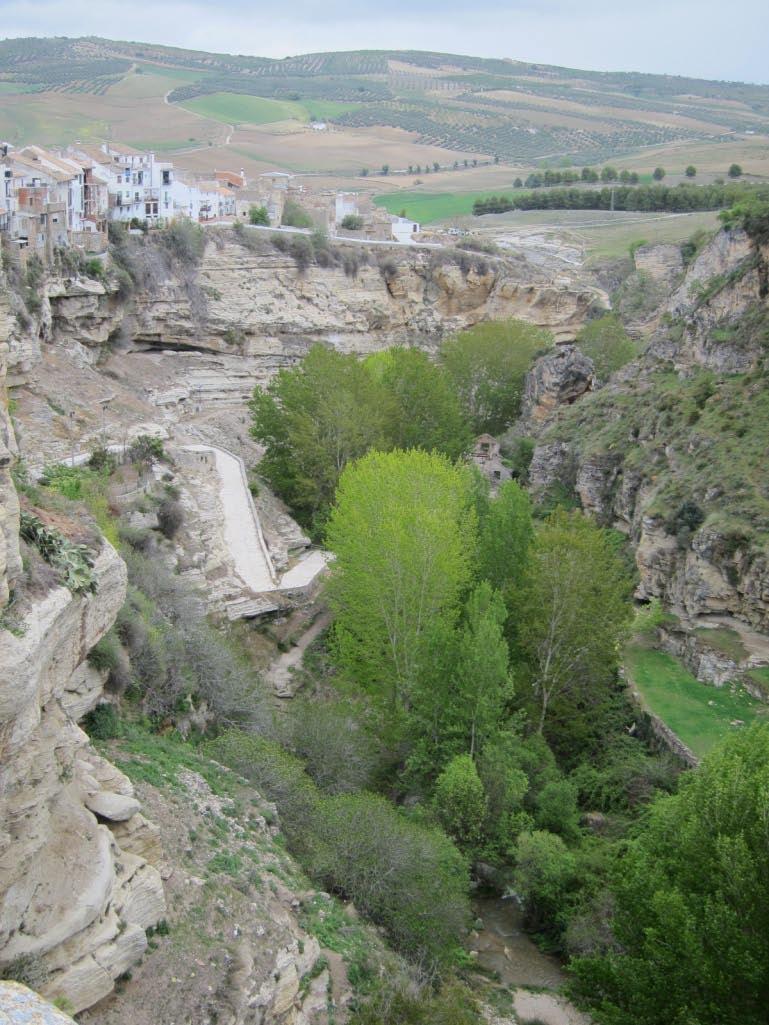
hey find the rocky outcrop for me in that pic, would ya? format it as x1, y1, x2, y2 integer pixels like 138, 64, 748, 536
520, 344, 594, 431
0, 982, 79, 1024
0, 544, 167, 1014
648, 229, 767, 374
4, 231, 601, 386
0, 278, 21, 607
0, 280, 165, 1014
528, 226, 769, 632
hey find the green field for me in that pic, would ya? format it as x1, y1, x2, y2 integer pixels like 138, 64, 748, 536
180, 91, 359, 127
625, 644, 767, 758
181, 92, 304, 124
374, 189, 524, 224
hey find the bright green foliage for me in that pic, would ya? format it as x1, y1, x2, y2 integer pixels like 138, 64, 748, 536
534, 778, 580, 841
251, 344, 473, 533
433, 754, 487, 851
515, 510, 634, 746
327, 449, 476, 712
576, 314, 636, 381
571, 725, 769, 1025
513, 829, 577, 934
250, 345, 388, 532
366, 347, 473, 460
441, 320, 552, 434
453, 583, 514, 759
351, 978, 479, 1025
477, 480, 534, 609
248, 204, 270, 225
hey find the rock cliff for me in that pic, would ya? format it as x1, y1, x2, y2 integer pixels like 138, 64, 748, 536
4, 230, 601, 388
0, 278, 165, 1014
528, 227, 769, 635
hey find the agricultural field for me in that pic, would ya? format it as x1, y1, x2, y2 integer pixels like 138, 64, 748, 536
374, 189, 524, 223
1, 36, 768, 182
625, 644, 767, 758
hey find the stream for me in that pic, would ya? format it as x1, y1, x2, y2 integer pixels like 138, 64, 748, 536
471, 895, 566, 989
470, 896, 590, 1025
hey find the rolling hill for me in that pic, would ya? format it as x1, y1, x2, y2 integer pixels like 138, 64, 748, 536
1, 36, 768, 177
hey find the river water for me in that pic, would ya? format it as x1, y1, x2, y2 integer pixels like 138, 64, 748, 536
471, 894, 566, 989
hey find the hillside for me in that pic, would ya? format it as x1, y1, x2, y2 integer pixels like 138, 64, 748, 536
1, 36, 769, 179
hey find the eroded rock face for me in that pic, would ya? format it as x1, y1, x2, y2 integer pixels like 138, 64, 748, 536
0, 295, 165, 1013
5, 232, 601, 385
520, 344, 594, 429
528, 228, 769, 630
0, 545, 167, 1014
0, 279, 21, 606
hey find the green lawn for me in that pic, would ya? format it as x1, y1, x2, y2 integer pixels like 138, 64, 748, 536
180, 92, 306, 125
625, 644, 767, 758
374, 189, 523, 224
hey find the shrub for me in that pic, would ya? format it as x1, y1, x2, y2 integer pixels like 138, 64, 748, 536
728, 163, 743, 178
249, 204, 270, 226
286, 697, 379, 794
88, 631, 123, 672
82, 702, 121, 740
576, 313, 636, 380
534, 779, 581, 841
160, 219, 205, 265
157, 498, 184, 538
289, 234, 313, 272
433, 754, 487, 851
19, 511, 97, 595
281, 199, 314, 229
341, 214, 364, 230
88, 445, 117, 473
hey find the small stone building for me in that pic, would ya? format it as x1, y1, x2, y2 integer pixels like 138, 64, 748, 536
472, 434, 512, 487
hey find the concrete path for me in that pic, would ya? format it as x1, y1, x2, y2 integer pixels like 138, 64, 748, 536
184, 443, 277, 592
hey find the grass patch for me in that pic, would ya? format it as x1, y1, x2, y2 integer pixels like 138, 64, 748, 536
374, 189, 523, 224
693, 626, 748, 662
300, 893, 376, 993
747, 666, 769, 699
180, 92, 305, 125
625, 643, 766, 757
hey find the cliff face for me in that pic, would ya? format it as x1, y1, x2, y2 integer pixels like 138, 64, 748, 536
4, 231, 601, 386
528, 228, 769, 633
0, 281, 165, 1014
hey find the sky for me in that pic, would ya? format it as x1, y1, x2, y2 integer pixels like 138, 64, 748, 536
1, 0, 766, 85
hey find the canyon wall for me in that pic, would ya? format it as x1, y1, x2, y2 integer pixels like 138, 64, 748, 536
527, 228, 769, 633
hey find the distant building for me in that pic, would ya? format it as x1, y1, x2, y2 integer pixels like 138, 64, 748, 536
472, 434, 512, 488
390, 214, 421, 244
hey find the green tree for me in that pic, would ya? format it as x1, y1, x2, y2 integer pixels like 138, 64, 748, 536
454, 583, 514, 759
441, 320, 552, 434
652, 166, 666, 181
513, 829, 577, 933
571, 724, 769, 1025
534, 778, 580, 841
327, 449, 476, 712
433, 753, 487, 851
514, 510, 633, 743
281, 198, 314, 228
250, 345, 388, 532
248, 204, 270, 225
368, 347, 473, 461
728, 162, 743, 177
477, 480, 534, 607
685, 164, 697, 178
341, 213, 364, 230
576, 313, 636, 381
600, 166, 618, 182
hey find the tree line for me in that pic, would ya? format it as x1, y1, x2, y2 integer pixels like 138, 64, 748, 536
473, 182, 769, 216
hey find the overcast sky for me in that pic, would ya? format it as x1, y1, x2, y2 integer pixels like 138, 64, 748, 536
1, 0, 766, 84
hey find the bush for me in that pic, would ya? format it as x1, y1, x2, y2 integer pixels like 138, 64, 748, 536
157, 498, 184, 538
88, 445, 117, 474
433, 754, 487, 852
160, 219, 205, 265
341, 214, 364, 230
728, 163, 743, 178
534, 779, 580, 841
88, 631, 123, 672
289, 234, 313, 272
249, 204, 270, 226
576, 313, 636, 380
82, 702, 121, 740
286, 697, 379, 794
281, 199, 314, 229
